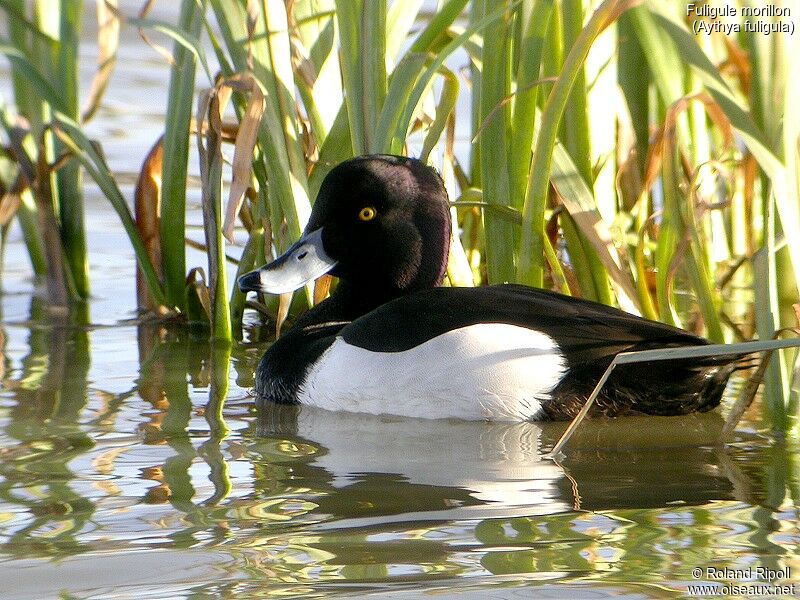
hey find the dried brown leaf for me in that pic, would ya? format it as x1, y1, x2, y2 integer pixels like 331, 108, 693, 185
276, 292, 292, 338
721, 36, 751, 97
642, 92, 735, 208
135, 136, 164, 312
136, 0, 176, 65
220, 74, 265, 243
603, 0, 643, 29
83, 0, 120, 122
0, 193, 21, 226
313, 274, 332, 305
187, 267, 212, 319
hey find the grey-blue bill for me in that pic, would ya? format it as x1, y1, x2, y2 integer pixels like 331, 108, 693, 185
238, 228, 337, 295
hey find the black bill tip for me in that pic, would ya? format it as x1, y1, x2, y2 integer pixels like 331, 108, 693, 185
238, 269, 262, 292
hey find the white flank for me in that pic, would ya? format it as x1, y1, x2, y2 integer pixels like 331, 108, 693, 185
297, 323, 566, 421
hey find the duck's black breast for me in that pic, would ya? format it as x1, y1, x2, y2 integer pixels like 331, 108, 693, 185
255, 320, 345, 405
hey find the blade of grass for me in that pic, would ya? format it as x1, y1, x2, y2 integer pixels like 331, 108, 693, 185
13, 190, 47, 277
656, 94, 732, 341
753, 206, 789, 431
54, 115, 167, 307
542, 223, 571, 296
124, 13, 212, 82
310, 105, 352, 197
561, 0, 592, 186
616, 11, 648, 174
196, 88, 232, 342
561, 0, 615, 306
374, 1, 517, 286
540, 0, 563, 108
419, 67, 458, 163
441, 109, 474, 288
52, 1, 89, 300
781, 5, 800, 297
5, 0, 42, 139
230, 227, 262, 338
552, 141, 640, 311
0, 0, 58, 43
160, 0, 208, 311
380, 0, 506, 154
6, 1, 88, 302
519, 0, 642, 288
257, 0, 314, 242
782, 13, 800, 429
684, 175, 725, 343
468, 5, 482, 188
656, 125, 686, 329
288, 0, 340, 144
508, 0, 554, 212
386, 0, 423, 60
0, 42, 66, 112
626, 5, 683, 121
375, 51, 428, 154
477, 0, 514, 284
633, 213, 658, 321
336, 0, 387, 154
33, 142, 70, 309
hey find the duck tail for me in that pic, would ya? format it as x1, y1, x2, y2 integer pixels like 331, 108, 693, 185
696, 353, 758, 412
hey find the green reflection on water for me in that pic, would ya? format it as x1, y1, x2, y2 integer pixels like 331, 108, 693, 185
0, 301, 798, 599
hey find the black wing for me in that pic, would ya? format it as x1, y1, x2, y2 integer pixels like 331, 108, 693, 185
339, 284, 712, 366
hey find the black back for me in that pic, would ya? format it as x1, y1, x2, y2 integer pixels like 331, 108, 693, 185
339, 284, 709, 359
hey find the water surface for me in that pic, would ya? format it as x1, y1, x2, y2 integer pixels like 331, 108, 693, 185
1, 300, 799, 599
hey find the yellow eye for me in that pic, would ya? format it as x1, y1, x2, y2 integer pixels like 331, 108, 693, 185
358, 206, 377, 221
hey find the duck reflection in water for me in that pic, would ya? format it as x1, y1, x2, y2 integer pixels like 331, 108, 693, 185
254, 403, 759, 519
